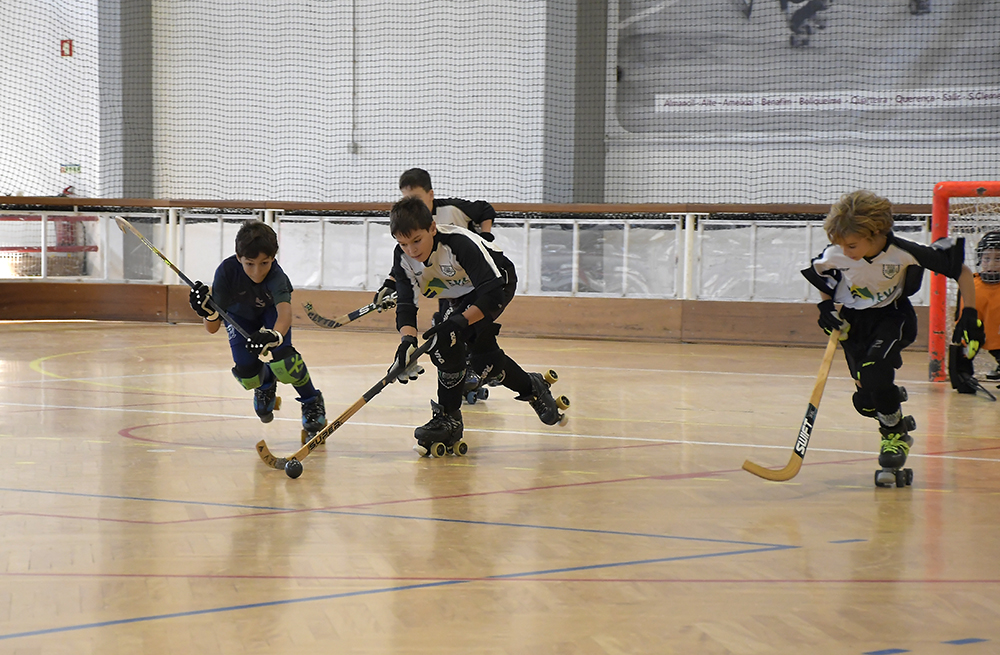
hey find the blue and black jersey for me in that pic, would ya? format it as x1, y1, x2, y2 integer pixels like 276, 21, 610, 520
211, 255, 293, 323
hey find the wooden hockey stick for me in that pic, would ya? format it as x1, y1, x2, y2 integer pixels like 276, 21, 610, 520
256, 335, 436, 477
112, 215, 253, 340
742, 329, 840, 481
303, 293, 397, 330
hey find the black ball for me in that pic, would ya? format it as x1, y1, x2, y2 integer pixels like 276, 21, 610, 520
285, 459, 303, 479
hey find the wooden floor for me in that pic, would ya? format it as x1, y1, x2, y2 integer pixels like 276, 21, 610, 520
2, 321, 999, 655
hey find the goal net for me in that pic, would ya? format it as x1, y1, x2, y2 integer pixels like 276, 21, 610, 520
928, 181, 1000, 382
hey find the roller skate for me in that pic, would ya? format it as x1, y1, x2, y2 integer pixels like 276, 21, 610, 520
463, 367, 489, 405
516, 370, 570, 426
874, 415, 916, 488
413, 401, 467, 457
253, 380, 281, 423
300, 391, 327, 444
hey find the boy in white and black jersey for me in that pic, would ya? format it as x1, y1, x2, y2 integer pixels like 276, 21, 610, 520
372, 168, 496, 308
386, 196, 563, 456
802, 190, 984, 481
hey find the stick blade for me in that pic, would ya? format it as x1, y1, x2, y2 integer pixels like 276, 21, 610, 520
112, 215, 130, 234
742, 454, 803, 482
256, 440, 287, 470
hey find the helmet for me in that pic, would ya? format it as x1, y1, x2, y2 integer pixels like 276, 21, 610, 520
977, 231, 1000, 284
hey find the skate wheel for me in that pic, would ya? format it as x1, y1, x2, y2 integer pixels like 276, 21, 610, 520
894, 470, 907, 488
478, 387, 489, 400
544, 370, 558, 385
904, 468, 913, 486
558, 413, 569, 427
275, 397, 282, 411
465, 392, 478, 405
874, 470, 895, 488
903, 415, 916, 431
898, 386, 908, 403
430, 442, 448, 458
451, 440, 469, 456
412, 443, 430, 457
556, 395, 570, 410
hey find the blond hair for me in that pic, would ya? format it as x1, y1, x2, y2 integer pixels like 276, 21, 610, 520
824, 190, 894, 243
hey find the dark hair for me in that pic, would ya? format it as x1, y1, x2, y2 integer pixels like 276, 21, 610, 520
390, 196, 433, 236
399, 168, 432, 192
235, 221, 279, 259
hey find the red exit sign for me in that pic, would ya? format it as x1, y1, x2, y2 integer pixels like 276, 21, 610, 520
61, 39, 73, 57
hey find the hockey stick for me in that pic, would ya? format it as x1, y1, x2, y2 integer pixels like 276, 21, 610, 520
303, 293, 397, 330
112, 216, 253, 341
256, 335, 436, 477
742, 329, 839, 481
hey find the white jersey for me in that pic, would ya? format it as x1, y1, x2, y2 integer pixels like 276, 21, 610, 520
803, 233, 965, 310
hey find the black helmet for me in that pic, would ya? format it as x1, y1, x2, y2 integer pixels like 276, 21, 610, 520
977, 231, 1000, 283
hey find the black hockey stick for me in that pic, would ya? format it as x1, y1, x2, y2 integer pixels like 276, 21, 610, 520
743, 329, 839, 481
256, 335, 436, 478
303, 293, 397, 330
113, 216, 253, 341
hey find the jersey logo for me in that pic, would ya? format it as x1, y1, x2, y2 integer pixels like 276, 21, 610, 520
882, 264, 900, 279
422, 278, 448, 298
849, 285, 875, 301
440, 264, 456, 277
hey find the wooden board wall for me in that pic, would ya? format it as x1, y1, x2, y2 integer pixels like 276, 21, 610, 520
2, 282, 929, 350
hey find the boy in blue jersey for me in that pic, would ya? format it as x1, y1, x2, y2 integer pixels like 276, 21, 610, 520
188, 221, 327, 443
802, 190, 983, 485
386, 196, 566, 456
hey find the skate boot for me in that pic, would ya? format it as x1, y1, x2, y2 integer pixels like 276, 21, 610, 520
253, 380, 280, 423
463, 367, 489, 405
413, 401, 467, 457
515, 371, 570, 426
875, 416, 916, 488
300, 391, 327, 444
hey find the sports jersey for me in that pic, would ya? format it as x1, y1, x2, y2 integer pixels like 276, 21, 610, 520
974, 275, 1000, 351
803, 233, 965, 310
211, 255, 293, 322
433, 198, 495, 233
392, 224, 512, 330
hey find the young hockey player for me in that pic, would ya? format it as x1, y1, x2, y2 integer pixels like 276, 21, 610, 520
372, 167, 496, 308
189, 221, 327, 442
973, 232, 1000, 380
386, 196, 566, 456
802, 190, 983, 486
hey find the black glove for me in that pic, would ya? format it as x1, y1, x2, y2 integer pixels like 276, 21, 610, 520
817, 299, 849, 339
478, 231, 495, 242
953, 307, 985, 359
390, 335, 424, 383
422, 313, 469, 341
373, 278, 397, 312
189, 281, 219, 321
246, 328, 283, 361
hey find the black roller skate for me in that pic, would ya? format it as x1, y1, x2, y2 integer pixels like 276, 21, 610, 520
463, 367, 489, 405
875, 416, 916, 488
515, 371, 570, 426
253, 380, 280, 423
300, 391, 327, 444
414, 401, 467, 457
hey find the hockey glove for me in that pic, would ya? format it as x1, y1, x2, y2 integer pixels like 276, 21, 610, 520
390, 335, 424, 384
953, 307, 985, 360
373, 278, 397, 312
817, 299, 849, 340
189, 281, 219, 321
246, 328, 283, 362
422, 313, 470, 342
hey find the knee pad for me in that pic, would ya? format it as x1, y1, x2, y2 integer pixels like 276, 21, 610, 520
232, 361, 266, 390
430, 329, 467, 373
268, 348, 311, 386
439, 368, 465, 389
852, 391, 877, 418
